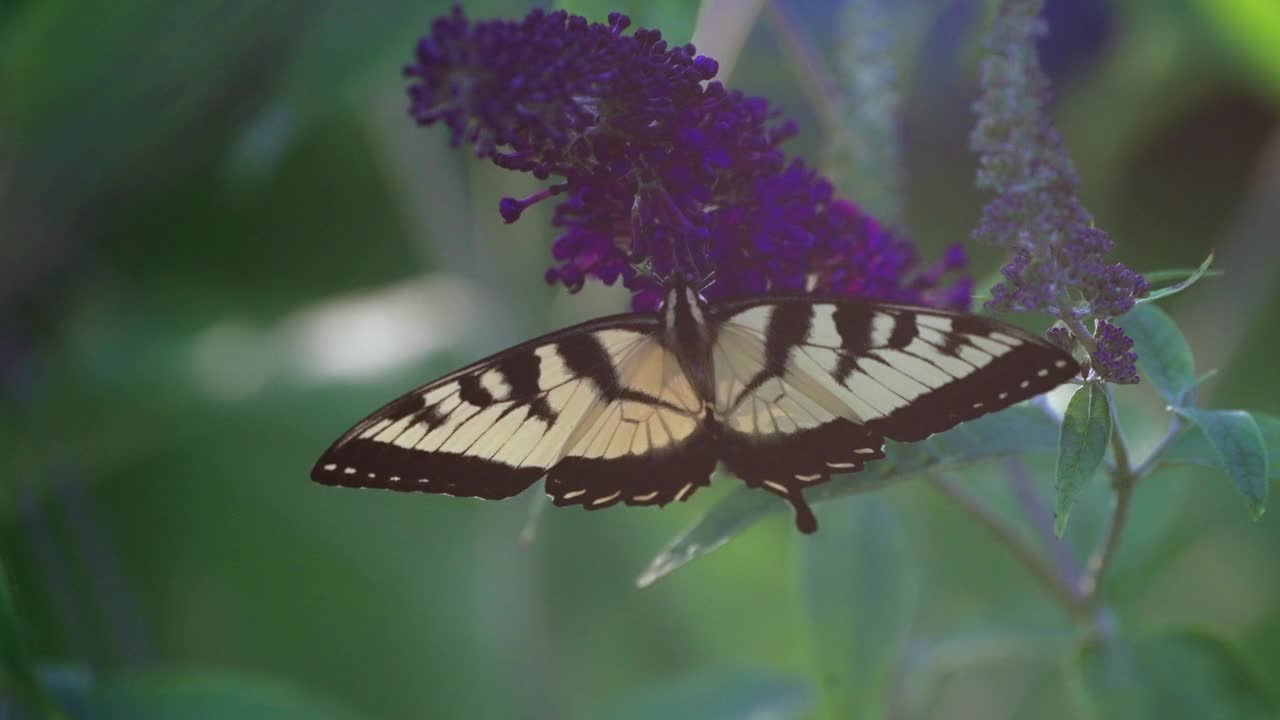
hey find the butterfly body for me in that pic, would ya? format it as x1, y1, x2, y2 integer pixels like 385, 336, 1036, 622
661, 281, 716, 405
313, 278, 1077, 533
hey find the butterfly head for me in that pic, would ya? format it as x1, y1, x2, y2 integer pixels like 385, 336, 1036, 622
659, 272, 714, 323
657, 273, 713, 361
659, 271, 714, 308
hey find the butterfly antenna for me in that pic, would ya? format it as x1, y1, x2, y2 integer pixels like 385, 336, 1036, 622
682, 234, 707, 280
694, 270, 716, 302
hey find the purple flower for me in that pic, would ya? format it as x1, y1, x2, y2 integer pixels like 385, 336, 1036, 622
971, 0, 1146, 383
1092, 320, 1139, 385
1046, 325, 1074, 354
407, 7, 969, 311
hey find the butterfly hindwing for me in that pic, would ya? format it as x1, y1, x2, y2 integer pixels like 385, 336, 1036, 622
546, 333, 715, 510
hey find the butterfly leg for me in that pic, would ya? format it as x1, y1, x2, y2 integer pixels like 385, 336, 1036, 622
755, 476, 823, 534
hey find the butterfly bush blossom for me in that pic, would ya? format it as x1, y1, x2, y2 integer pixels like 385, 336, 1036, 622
406, 7, 970, 311
971, 0, 1147, 383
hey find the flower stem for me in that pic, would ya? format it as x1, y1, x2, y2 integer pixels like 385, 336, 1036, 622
928, 475, 1092, 625
1060, 314, 1098, 354
1080, 385, 1136, 601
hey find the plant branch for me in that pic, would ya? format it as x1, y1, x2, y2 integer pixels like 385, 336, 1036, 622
1080, 385, 1137, 601
928, 475, 1091, 625
1060, 315, 1098, 354
1133, 415, 1185, 479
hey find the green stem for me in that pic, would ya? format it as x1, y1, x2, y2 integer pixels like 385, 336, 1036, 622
1080, 385, 1137, 603
1132, 415, 1185, 479
1060, 315, 1098, 354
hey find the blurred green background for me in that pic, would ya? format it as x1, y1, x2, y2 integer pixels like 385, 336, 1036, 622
2, 0, 1279, 718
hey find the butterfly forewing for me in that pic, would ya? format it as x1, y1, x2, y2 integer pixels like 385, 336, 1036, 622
705, 297, 1078, 529
312, 315, 658, 499
709, 298, 1078, 441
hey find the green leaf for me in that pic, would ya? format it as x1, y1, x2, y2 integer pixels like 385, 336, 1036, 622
597, 669, 813, 720
637, 404, 1060, 587
1172, 408, 1269, 518
59, 671, 369, 720
1115, 303, 1196, 406
636, 484, 797, 588
1139, 263, 1222, 287
801, 497, 916, 719
1054, 383, 1113, 536
1075, 630, 1277, 719
1137, 253, 1217, 304
1160, 412, 1280, 481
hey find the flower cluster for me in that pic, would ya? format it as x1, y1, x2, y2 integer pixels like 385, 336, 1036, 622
1090, 321, 1139, 385
406, 7, 969, 311
970, 0, 1147, 383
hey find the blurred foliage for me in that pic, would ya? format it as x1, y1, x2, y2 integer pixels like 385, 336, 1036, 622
1187, 0, 1280, 99
589, 668, 814, 720
1075, 630, 1278, 718
638, 404, 1062, 587
802, 496, 917, 719
2, 0, 1278, 718
51, 670, 367, 720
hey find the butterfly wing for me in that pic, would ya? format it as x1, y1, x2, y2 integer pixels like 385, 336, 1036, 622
709, 298, 1078, 531
312, 313, 716, 510
545, 332, 716, 510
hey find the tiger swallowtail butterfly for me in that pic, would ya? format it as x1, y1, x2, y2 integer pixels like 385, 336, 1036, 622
312, 278, 1078, 533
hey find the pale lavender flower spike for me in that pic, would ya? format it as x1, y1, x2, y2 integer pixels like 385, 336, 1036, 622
971, 0, 1147, 383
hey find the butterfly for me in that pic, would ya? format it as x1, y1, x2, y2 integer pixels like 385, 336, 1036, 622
311, 276, 1078, 533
